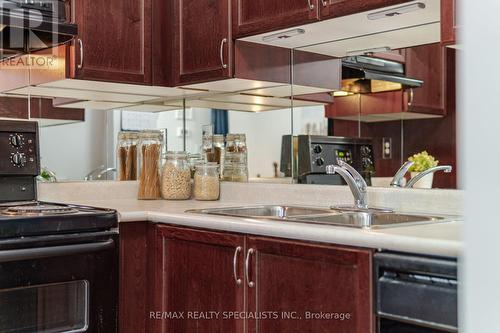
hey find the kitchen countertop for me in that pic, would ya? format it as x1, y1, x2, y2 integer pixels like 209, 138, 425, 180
67, 198, 462, 258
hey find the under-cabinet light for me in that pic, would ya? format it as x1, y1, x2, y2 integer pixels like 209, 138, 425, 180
367, 2, 426, 20
262, 28, 305, 42
0, 24, 5, 32
346, 47, 391, 57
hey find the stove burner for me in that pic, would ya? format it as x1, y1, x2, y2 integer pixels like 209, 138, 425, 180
1, 205, 79, 216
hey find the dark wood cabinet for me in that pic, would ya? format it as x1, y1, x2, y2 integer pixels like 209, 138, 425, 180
246, 236, 374, 333
151, 225, 245, 333
120, 223, 374, 333
441, 0, 457, 46
320, 0, 411, 20
171, 0, 232, 85
0, 97, 84, 123
71, 0, 152, 84
233, 0, 320, 38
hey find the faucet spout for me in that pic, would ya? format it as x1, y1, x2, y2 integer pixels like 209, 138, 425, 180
326, 160, 368, 209
406, 165, 453, 188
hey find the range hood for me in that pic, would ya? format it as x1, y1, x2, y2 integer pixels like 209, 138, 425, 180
340, 55, 423, 94
0, 0, 77, 60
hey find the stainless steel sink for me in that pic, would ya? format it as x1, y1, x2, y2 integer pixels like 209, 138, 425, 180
187, 205, 337, 219
187, 205, 455, 229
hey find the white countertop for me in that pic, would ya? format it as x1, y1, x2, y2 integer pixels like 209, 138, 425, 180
66, 198, 462, 258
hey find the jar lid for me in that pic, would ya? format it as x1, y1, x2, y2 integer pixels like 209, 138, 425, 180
166, 151, 188, 158
138, 130, 163, 140
213, 134, 225, 143
195, 162, 219, 170
118, 131, 139, 140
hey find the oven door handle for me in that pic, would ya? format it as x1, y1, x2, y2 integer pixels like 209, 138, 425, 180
0, 239, 115, 263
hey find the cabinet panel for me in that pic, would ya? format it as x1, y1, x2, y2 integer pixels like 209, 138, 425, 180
233, 0, 319, 38
72, 0, 152, 84
320, 0, 411, 20
441, 0, 457, 46
405, 43, 446, 115
246, 237, 374, 333
173, 0, 231, 85
153, 225, 245, 333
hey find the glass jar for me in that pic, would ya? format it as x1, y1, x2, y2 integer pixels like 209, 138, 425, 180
137, 131, 163, 200
212, 134, 225, 177
161, 151, 192, 200
117, 131, 138, 181
225, 134, 236, 164
235, 134, 248, 164
193, 163, 220, 201
188, 153, 204, 178
223, 163, 248, 182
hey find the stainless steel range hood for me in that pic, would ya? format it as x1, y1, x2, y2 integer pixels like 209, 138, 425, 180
0, 1, 77, 60
341, 55, 423, 94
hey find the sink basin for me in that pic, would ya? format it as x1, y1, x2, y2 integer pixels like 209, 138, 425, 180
187, 205, 454, 229
288, 212, 446, 229
187, 205, 336, 219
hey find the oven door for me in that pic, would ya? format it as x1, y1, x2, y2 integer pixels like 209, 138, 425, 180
0, 231, 118, 333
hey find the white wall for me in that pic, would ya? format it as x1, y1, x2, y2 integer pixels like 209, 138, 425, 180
460, 1, 500, 332
39, 110, 108, 181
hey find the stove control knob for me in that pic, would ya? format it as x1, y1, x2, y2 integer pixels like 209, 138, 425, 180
11, 153, 27, 167
313, 145, 323, 154
9, 134, 23, 147
316, 157, 325, 167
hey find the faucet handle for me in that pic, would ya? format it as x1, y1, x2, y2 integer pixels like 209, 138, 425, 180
336, 160, 367, 190
391, 161, 414, 187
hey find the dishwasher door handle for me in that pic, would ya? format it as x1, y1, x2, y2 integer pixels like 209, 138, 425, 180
0, 239, 115, 263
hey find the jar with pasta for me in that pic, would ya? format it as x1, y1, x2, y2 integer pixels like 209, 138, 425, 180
117, 131, 139, 181
137, 131, 163, 200
194, 163, 220, 201
161, 151, 192, 200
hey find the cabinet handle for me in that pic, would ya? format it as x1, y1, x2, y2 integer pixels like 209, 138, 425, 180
245, 248, 255, 288
321, 0, 328, 6
407, 88, 414, 106
220, 38, 228, 69
307, 0, 315, 10
233, 246, 242, 285
77, 38, 84, 70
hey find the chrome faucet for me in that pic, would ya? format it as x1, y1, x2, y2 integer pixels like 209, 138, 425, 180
390, 161, 414, 187
326, 160, 368, 209
391, 162, 452, 188
406, 165, 452, 188
84, 166, 117, 181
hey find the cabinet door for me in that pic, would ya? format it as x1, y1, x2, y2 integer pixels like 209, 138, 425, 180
72, 0, 152, 84
246, 237, 374, 333
152, 225, 245, 333
441, 0, 457, 46
173, 0, 231, 85
320, 0, 411, 19
233, 0, 319, 38
405, 43, 446, 115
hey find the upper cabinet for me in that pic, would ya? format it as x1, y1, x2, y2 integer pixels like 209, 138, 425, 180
441, 0, 457, 46
72, 0, 152, 85
170, 0, 232, 85
233, 0, 320, 38
320, 0, 411, 19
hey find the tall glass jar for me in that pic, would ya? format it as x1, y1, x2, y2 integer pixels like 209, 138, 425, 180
137, 131, 163, 200
193, 163, 220, 201
117, 131, 138, 181
235, 134, 248, 164
161, 151, 192, 200
212, 134, 225, 177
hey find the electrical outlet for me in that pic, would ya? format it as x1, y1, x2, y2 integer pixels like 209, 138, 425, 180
382, 137, 392, 159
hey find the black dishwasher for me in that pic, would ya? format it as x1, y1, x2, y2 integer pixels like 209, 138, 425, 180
375, 252, 458, 333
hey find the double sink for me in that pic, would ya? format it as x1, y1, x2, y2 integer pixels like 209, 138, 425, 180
188, 205, 455, 229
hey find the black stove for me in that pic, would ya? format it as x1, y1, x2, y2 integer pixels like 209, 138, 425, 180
0, 120, 118, 333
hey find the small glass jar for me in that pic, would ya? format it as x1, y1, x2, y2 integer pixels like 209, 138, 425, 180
161, 151, 192, 200
117, 131, 139, 181
212, 134, 225, 177
194, 163, 220, 201
223, 163, 248, 182
188, 153, 204, 178
137, 131, 163, 200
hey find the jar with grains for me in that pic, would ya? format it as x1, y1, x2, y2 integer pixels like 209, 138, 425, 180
161, 151, 192, 200
223, 163, 248, 182
137, 131, 163, 200
194, 163, 220, 201
117, 131, 139, 181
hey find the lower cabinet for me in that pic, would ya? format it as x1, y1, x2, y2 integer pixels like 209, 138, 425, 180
120, 223, 374, 333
